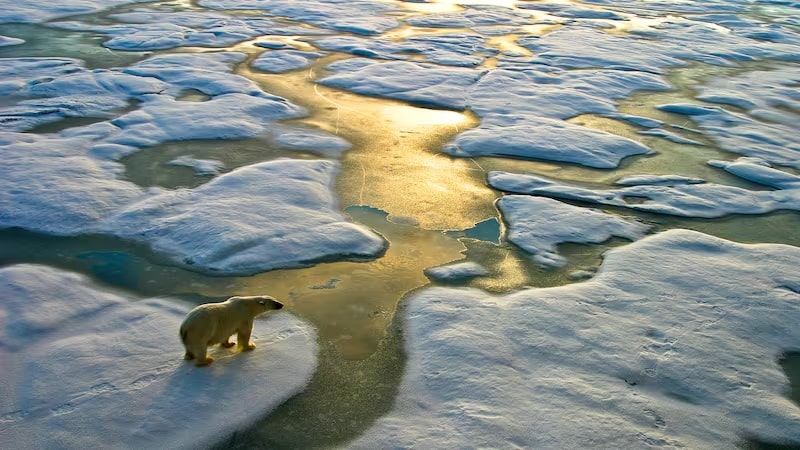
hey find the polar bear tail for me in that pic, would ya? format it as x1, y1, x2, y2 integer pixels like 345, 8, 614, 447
180, 327, 188, 345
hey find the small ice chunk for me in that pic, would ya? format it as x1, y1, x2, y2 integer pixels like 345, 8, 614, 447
0, 35, 24, 46
615, 174, 705, 186
424, 261, 489, 282
708, 158, 800, 189
638, 128, 703, 145
251, 50, 326, 74
166, 156, 226, 175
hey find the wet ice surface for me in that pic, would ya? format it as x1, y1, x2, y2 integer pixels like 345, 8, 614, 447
351, 230, 800, 448
0, 264, 318, 449
2, 0, 800, 448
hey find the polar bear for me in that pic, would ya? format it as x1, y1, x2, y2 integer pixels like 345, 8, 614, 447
179, 295, 283, 366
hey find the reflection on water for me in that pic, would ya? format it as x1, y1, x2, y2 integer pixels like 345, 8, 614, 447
228, 205, 467, 359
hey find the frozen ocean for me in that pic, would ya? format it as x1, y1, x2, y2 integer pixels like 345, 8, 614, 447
1, 0, 799, 448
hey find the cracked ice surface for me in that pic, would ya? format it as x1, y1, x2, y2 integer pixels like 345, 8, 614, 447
0, 264, 318, 449
350, 229, 800, 448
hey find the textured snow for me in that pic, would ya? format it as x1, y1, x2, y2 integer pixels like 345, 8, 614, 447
708, 157, 800, 190
0, 264, 318, 450
489, 170, 800, 219
444, 116, 651, 169
351, 229, 800, 449
498, 195, 650, 267
0, 0, 150, 23
319, 59, 483, 109
51, 11, 321, 51
320, 61, 667, 168
99, 159, 388, 275
0, 53, 383, 274
199, 0, 400, 35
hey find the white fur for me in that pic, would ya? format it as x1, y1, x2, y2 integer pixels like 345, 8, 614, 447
179, 295, 283, 366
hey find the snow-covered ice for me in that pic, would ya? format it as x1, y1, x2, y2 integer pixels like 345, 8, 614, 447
251, 50, 326, 73
99, 160, 388, 275
0, 264, 318, 449
424, 261, 489, 282
350, 229, 800, 448
497, 195, 650, 267
488, 170, 800, 219
444, 116, 652, 168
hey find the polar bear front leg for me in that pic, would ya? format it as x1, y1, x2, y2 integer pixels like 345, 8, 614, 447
237, 320, 256, 351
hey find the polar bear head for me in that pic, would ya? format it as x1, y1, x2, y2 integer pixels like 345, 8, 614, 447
229, 295, 284, 316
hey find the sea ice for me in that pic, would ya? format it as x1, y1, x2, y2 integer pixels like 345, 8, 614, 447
497, 195, 650, 267
0, 264, 318, 450
319, 59, 484, 109
350, 229, 800, 448
488, 170, 800, 219
657, 103, 800, 169
200, 0, 400, 35
445, 116, 651, 169
99, 159, 388, 275
251, 50, 326, 73
0, 133, 148, 235
424, 261, 489, 282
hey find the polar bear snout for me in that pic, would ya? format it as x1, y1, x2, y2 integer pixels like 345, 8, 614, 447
251, 295, 283, 311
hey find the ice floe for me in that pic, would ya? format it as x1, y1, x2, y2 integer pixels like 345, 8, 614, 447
497, 195, 650, 267
319, 59, 484, 109
0, 264, 318, 450
444, 116, 652, 169
320, 60, 667, 168
200, 0, 400, 35
251, 50, 326, 73
313, 33, 496, 67
488, 170, 800, 219
657, 103, 800, 169
99, 159, 388, 275
350, 229, 800, 448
